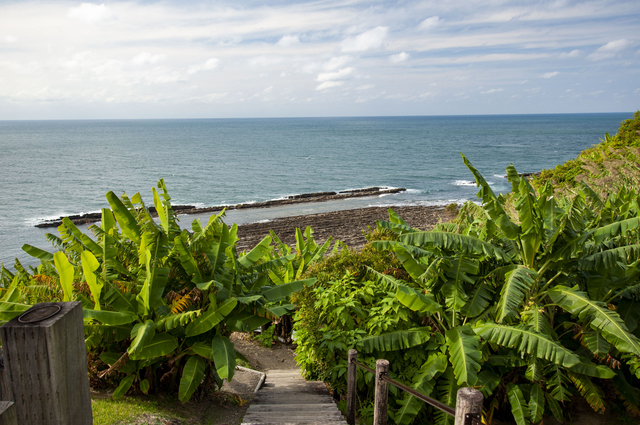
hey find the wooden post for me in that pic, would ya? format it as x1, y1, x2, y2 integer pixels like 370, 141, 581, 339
0, 302, 93, 425
373, 359, 389, 425
454, 387, 484, 425
0, 349, 9, 401
0, 402, 17, 425
346, 349, 357, 425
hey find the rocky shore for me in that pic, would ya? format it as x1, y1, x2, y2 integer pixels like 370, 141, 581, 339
34, 187, 406, 228
235, 205, 456, 252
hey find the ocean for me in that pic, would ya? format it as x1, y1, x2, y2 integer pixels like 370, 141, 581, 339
0, 113, 632, 268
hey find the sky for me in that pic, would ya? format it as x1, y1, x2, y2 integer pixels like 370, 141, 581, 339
0, 0, 638, 119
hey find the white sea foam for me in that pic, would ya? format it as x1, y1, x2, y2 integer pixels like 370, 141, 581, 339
453, 180, 476, 186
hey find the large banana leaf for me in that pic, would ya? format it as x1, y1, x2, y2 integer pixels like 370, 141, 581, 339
22, 244, 53, 262
81, 250, 102, 310
53, 251, 74, 302
112, 375, 135, 400
360, 327, 431, 353
174, 232, 204, 283
62, 217, 103, 256
152, 187, 169, 234
506, 383, 530, 425
395, 353, 448, 425
212, 335, 236, 380
106, 191, 141, 245
569, 359, 616, 379
495, 266, 537, 323
529, 384, 545, 423
131, 332, 178, 360
191, 342, 213, 359
474, 322, 579, 367
580, 245, 640, 270
568, 371, 606, 413
83, 309, 137, 325
261, 278, 316, 302
127, 320, 156, 357
238, 235, 272, 268
179, 355, 207, 403
391, 244, 427, 281
462, 154, 521, 240
445, 325, 482, 386
593, 217, 640, 244
396, 286, 441, 314
549, 286, 640, 357
461, 283, 493, 318
399, 231, 510, 262
376, 220, 414, 235
185, 298, 238, 337
434, 368, 459, 425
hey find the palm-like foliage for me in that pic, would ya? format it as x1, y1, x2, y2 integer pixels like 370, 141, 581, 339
294, 154, 640, 424
372, 154, 640, 423
0, 180, 317, 401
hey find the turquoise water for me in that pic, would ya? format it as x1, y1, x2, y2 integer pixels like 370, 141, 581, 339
0, 113, 631, 266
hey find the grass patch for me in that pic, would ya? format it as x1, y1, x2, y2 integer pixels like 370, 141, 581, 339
92, 393, 209, 425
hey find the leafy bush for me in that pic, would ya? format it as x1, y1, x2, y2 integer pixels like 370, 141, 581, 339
295, 155, 640, 424
0, 180, 316, 402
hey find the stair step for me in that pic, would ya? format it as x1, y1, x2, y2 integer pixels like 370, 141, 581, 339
241, 369, 345, 425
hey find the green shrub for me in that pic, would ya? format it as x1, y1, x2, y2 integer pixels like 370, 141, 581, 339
295, 155, 640, 425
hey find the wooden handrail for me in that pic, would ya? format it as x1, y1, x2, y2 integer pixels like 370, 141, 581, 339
346, 349, 483, 425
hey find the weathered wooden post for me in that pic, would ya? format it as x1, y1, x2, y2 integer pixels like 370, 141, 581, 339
454, 387, 483, 425
0, 401, 17, 425
0, 302, 93, 424
373, 359, 389, 425
346, 349, 357, 425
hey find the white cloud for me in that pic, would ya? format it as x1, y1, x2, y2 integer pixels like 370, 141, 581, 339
203, 58, 219, 70
317, 67, 355, 82
559, 49, 581, 58
418, 16, 441, 31
390, 52, 409, 63
323, 56, 352, 71
481, 88, 504, 94
68, 3, 113, 24
542, 71, 559, 78
588, 39, 632, 60
277, 35, 300, 47
3, 36, 17, 43
187, 58, 220, 75
316, 81, 343, 91
341, 27, 388, 52
132, 52, 166, 66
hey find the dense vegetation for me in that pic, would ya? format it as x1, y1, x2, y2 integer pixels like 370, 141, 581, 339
0, 180, 332, 401
534, 111, 640, 193
294, 152, 640, 424
1, 113, 639, 424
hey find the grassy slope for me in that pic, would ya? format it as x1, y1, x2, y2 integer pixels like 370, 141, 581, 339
533, 111, 640, 196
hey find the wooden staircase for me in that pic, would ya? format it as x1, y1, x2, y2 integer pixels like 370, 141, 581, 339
241, 369, 348, 425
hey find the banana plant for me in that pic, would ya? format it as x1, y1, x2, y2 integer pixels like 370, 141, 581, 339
1, 180, 315, 402
365, 155, 640, 424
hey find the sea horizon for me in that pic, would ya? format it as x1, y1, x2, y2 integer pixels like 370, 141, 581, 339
0, 112, 633, 267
